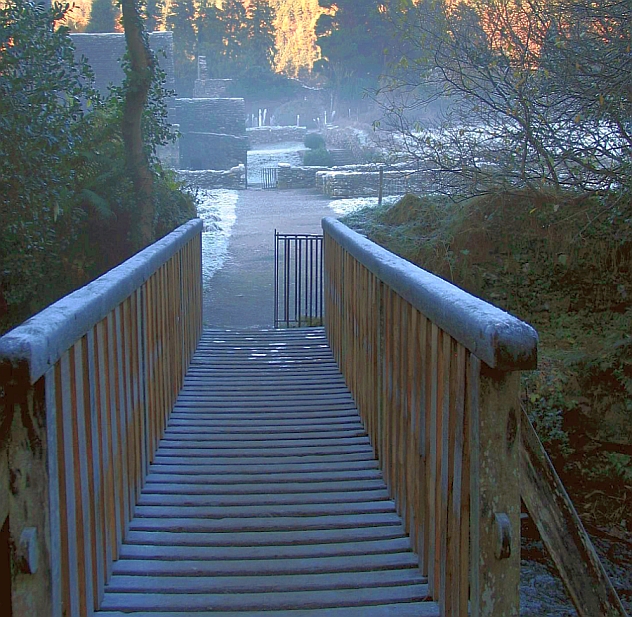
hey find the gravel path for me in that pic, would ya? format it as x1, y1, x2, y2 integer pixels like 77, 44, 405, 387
203, 187, 337, 328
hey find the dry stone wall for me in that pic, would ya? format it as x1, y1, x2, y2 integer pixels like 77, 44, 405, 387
247, 126, 307, 147
319, 169, 430, 198
175, 98, 247, 170
277, 165, 329, 189
176, 166, 246, 190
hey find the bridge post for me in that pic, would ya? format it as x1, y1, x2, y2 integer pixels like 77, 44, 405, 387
0, 362, 56, 617
469, 359, 521, 617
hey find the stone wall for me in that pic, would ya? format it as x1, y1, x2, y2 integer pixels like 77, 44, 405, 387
175, 98, 247, 170
175, 98, 246, 135
180, 133, 248, 171
247, 126, 307, 147
193, 79, 233, 98
70, 32, 176, 97
277, 165, 329, 189
318, 169, 430, 198
176, 166, 246, 190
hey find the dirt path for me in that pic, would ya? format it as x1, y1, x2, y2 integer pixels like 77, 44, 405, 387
203, 187, 337, 328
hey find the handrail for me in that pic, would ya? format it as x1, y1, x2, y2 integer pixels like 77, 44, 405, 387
0, 219, 203, 616
322, 217, 537, 370
323, 217, 536, 616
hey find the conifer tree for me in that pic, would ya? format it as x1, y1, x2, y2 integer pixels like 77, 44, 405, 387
166, 0, 197, 94
196, 0, 226, 76
85, 0, 118, 32
144, 0, 164, 32
244, 0, 277, 72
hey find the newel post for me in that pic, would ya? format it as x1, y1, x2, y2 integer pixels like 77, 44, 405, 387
470, 357, 521, 617
0, 360, 56, 617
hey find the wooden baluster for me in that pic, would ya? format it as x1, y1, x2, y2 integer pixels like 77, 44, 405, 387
417, 313, 429, 574
73, 338, 96, 614
87, 328, 106, 604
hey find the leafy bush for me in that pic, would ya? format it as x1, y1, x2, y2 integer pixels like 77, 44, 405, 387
0, 0, 98, 332
304, 132, 326, 150
303, 147, 333, 167
0, 0, 195, 336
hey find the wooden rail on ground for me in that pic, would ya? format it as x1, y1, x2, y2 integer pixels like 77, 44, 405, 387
323, 217, 537, 617
0, 219, 203, 617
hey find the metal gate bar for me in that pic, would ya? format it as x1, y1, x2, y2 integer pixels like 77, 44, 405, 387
261, 167, 278, 189
274, 232, 324, 328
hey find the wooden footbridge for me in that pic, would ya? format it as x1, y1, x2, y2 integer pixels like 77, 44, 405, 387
0, 218, 627, 616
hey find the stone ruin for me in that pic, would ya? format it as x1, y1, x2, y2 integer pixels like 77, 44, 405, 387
71, 37, 247, 179
193, 57, 233, 98
71, 32, 176, 98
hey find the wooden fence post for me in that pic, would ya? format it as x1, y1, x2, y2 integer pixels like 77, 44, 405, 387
470, 359, 521, 617
0, 363, 56, 617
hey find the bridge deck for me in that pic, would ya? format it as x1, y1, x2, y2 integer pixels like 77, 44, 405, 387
97, 328, 439, 616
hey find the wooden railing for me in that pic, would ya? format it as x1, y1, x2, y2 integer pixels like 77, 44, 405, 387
323, 217, 629, 617
323, 217, 537, 616
0, 219, 203, 617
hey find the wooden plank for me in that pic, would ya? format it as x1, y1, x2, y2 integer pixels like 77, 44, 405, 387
144, 469, 382, 484
137, 489, 392, 507
99, 584, 432, 612
118, 537, 415, 562
128, 512, 402, 533
86, 329, 105, 606
161, 427, 367, 440
169, 410, 361, 421
520, 408, 627, 617
44, 366, 63, 617
123, 525, 407, 547
166, 417, 363, 428
132, 501, 396, 519
97, 604, 440, 617
105, 313, 123, 558
111, 552, 419, 577
72, 339, 95, 615
469, 358, 521, 617
138, 478, 388, 495
96, 320, 116, 579
147, 460, 379, 474
154, 449, 376, 464
151, 452, 377, 466
105, 569, 425, 594
59, 351, 81, 617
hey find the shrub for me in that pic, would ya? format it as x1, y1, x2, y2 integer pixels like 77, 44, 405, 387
303, 147, 333, 167
304, 132, 326, 150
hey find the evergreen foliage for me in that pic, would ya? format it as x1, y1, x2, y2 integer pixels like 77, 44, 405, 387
166, 0, 197, 95
304, 132, 326, 150
315, 0, 411, 97
270, 0, 322, 77
85, 0, 118, 32
244, 0, 276, 72
196, 0, 277, 80
144, 0, 164, 32
0, 0, 195, 335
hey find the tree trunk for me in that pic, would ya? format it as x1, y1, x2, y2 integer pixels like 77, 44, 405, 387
120, 0, 155, 248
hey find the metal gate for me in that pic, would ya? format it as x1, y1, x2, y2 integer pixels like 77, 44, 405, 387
261, 167, 278, 189
274, 232, 324, 328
